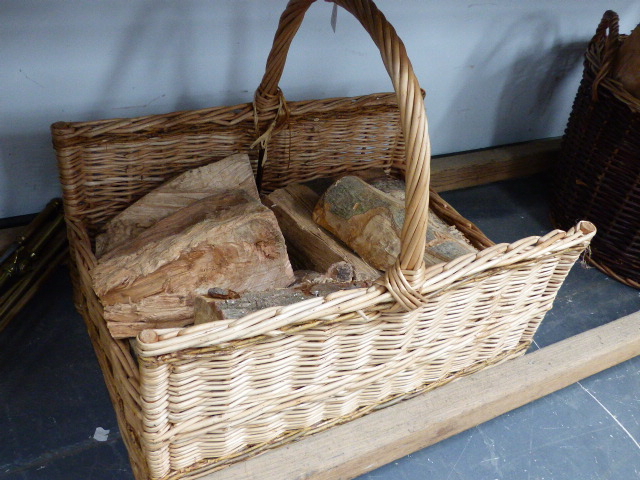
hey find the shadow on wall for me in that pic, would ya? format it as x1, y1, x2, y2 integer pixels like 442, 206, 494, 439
450, 12, 586, 146
491, 39, 585, 230
0, 1, 259, 218
0, 132, 63, 218
64, 0, 257, 124
491, 30, 586, 143
93, 0, 196, 116
446, 12, 586, 228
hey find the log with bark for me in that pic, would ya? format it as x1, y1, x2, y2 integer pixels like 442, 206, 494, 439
613, 23, 640, 98
264, 184, 381, 282
312, 175, 477, 271
194, 278, 366, 324
92, 191, 295, 338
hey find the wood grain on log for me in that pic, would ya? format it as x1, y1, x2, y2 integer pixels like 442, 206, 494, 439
93, 191, 294, 338
95, 153, 257, 258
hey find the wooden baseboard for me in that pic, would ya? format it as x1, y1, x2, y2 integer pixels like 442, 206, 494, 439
208, 310, 639, 480
430, 137, 560, 192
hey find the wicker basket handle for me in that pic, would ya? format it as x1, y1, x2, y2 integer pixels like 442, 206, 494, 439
256, 0, 431, 302
591, 10, 620, 100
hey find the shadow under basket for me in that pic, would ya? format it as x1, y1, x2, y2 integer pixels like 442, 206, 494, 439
550, 10, 640, 289
51, 1, 595, 479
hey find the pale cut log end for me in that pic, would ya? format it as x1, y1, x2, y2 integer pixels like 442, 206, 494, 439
138, 329, 159, 343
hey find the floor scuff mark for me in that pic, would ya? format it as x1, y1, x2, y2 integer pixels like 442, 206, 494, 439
577, 381, 640, 451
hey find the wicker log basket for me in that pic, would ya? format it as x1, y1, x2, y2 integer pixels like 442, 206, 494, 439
550, 10, 640, 289
52, 1, 595, 479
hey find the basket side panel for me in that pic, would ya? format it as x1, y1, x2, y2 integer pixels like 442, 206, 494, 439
52, 94, 404, 241
140, 241, 588, 480
55, 124, 150, 478
52, 92, 406, 479
261, 102, 405, 192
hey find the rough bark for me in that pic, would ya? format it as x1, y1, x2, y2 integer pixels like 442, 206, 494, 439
313, 176, 477, 271
614, 24, 640, 98
264, 184, 380, 282
194, 280, 364, 324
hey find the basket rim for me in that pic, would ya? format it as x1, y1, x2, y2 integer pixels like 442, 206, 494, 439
50, 91, 403, 144
134, 221, 596, 359
587, 32, 640, 113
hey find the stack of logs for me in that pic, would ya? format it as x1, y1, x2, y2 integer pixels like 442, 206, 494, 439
92, 154, 478, 339
613, 22, 640, 98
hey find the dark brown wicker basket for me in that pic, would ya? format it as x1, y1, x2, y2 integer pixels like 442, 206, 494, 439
550, 10, 640, 289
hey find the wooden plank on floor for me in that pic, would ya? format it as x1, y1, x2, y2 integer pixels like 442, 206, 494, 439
430, 137, 560, 192
208, 311, 640, 480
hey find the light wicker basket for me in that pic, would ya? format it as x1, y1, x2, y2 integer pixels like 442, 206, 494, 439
51, 1, 595, 479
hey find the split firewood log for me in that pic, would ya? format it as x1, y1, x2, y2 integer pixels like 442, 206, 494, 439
93, 191, 295, 338
194, 277, 367, 324
264, 184, 381, 281
613, 23, 640, 98
95, 153, 257, 258
312, 175, 477, 271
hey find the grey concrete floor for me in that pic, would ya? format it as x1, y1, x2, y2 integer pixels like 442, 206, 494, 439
1, 174, 638, 480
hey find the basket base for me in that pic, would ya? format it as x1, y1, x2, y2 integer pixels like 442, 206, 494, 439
588, 258, 640, 290
550, 212, 639, 290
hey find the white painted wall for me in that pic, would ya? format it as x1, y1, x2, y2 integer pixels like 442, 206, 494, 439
2, 1, 639, 218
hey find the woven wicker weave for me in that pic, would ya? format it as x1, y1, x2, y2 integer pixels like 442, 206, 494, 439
550, 10, 640, 289
52, 1, 594, 479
